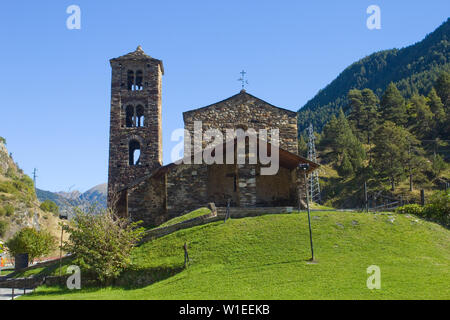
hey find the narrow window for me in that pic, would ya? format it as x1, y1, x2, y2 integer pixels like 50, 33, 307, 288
136, 105, 145, 127
135, 70, 143, 90
127, 70, 134, 91
129, 140, 141, 166
125, 105, 134, 127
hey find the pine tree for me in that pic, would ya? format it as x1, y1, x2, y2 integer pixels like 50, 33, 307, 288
434, 71, 450, 110
322, 109, 366, 175
348, 89, 379, 144
380, 83, 407, 126
337, 151, 353, 177
372, 121, 411, 191
298, 135, 307, 157
409, 94, 434, 139
427, 88, 445, 138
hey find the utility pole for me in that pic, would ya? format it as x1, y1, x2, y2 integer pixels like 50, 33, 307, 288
299, 163, 315, 262
32, 168, 38, 190
408, 141, 413, 192
307, 123, 321, 203
364, 181, 368, 213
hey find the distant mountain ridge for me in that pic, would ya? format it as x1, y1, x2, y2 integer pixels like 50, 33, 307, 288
298, 18, 450, 133
36, 183, 107, 215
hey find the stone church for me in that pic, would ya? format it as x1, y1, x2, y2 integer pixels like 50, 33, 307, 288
107, 46, 319, 227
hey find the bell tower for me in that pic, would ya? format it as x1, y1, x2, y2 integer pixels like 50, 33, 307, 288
107, 46, 164, 206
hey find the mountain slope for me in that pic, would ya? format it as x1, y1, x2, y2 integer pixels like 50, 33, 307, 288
0, 137, 61, 241
21, 211, 450, 300
298, 18, 450, 133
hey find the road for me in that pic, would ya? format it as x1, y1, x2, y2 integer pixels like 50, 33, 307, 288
0, 288, 33, 300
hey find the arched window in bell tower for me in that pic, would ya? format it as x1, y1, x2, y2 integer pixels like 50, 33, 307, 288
127, 70, 134, 91
136, 105, 145, 127
125, 105, 135, 127
129, 140, 141, 166
135, 70, 143, 91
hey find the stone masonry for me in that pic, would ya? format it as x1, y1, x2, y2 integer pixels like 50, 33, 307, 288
107, 46, 164, 206
108, 47, 319, 227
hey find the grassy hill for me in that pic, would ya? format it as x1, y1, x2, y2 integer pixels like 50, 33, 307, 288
20, 210, 450, 300
298, 18, 450, 133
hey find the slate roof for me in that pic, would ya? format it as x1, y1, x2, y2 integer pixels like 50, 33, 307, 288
110, 46, 164, 74
183, 90, 297, 118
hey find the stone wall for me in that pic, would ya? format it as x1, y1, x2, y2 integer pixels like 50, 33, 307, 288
183, 90, 298, 155
128, 174, 167, 227
107, 47, 163, 206
166, 164, 209, 219
256, 166, 296, 206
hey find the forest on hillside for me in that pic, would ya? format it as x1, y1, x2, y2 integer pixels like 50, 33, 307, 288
299, 71, 450, 208
298, 18, 450, 134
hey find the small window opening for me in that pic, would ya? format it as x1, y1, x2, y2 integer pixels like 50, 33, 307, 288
125, 105, 134, 127
129, 140, 141, 166
136, 105, 145, 127
135, 70, 143, 91
127, 70, 134, 91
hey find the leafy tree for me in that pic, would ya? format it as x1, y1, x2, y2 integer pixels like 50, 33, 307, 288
6, 227, 56, 263
62, 209, 145, 284
40, 200, 59, 215
380, 83, 407, 126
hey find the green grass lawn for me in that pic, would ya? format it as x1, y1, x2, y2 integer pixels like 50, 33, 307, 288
20, 211, 450, 300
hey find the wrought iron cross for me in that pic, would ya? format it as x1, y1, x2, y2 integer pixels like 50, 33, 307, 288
238, 70, 248, 89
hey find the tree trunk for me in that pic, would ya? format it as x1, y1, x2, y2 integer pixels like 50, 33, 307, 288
409, 172, 413, 192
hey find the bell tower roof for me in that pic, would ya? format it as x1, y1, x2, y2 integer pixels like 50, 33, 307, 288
110, 45, 164, 74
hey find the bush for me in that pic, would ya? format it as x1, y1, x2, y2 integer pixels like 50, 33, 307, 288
0, 136, 6, 145
395, 204, 424, 216
423, 190, 450, 227
2, 204, 15, 217
0, 220, 9, 237
395, 191, 449, 227
6, 227, 56, 263
63, 209, 145, 284
40, 200, 59, 215
5, 167, 16, 179
20, 175, 34, 189
0, 181, 16, 194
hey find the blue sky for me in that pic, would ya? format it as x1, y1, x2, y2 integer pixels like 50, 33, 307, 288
0, 1, 448, 192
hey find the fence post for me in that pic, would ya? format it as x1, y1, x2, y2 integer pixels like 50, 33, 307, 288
183, 242, 189, 268
420, 189, 425, 206
364, 181, 368, 213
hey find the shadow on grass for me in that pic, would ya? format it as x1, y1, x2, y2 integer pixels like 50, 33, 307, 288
115, 264, 185, 290
23, 264, 186, 298
10, 257, 74, 279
